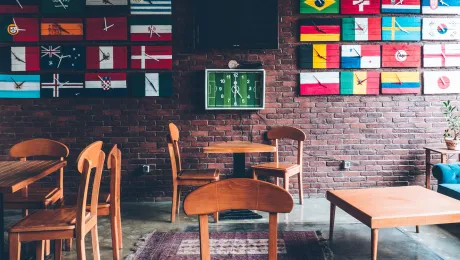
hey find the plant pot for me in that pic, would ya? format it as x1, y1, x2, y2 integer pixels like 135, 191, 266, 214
445, 139, 460, 150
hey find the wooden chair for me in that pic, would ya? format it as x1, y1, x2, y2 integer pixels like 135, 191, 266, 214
9, 141, 105, 260
63, 144, 123, 260
252, 127, 306, 204
6, 138, 69, 214
168, 123, 220, 223
184, 179, 294, 260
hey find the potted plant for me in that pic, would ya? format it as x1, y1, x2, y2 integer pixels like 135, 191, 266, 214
443, 100, 460, 150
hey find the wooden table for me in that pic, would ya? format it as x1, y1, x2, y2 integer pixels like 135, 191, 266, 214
0, 160, 67, 257
203, 141, 276, 178
327, 186, 460, 260
424, 146, 460, 189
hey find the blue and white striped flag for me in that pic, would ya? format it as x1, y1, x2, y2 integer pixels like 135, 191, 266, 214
130, 0, 172, 15
0, 74, 40, 98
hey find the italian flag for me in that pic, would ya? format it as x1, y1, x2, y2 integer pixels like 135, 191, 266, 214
342, 18, 381, 41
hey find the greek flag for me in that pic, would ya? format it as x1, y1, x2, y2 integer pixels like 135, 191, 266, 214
130, 0, 172, 15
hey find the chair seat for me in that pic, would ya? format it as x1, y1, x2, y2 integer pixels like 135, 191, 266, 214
9, 208, 91, 232
177, 169, 219, 180
252, 162, 300, 173
4, 187, 63, 209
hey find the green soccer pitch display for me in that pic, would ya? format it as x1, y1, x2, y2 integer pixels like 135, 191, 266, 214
205, 69, 265, 110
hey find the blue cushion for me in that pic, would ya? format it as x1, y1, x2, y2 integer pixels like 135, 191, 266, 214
432, 163, 460, 184
438, 184, 460, 200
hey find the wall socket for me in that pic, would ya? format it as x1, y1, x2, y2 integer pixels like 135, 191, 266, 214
341, 160, 351, 170
142, 165, 150, 173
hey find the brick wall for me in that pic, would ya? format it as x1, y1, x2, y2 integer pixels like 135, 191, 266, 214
0, 0, 454, 201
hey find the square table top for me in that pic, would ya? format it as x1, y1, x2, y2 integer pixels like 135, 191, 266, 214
327, 186, 460, 229
423, 146, 460, 154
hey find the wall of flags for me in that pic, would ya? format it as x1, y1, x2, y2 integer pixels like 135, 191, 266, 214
299, 0, 460, 95
0, 0, 173, 98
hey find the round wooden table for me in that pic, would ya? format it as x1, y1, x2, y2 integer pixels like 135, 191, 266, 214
203, 141, 276, 178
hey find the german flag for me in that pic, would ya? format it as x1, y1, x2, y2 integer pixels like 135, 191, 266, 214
299, 44, 339, 69
40, 18, 83, 42
300, 19, 340, 42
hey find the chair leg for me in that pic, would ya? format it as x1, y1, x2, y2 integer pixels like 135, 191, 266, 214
171, 184, 178, 223
275, 177, 279, 186
76, 237, 86, 260
176, 186, 181, 214
91, 225, 101, 260
252, 170, 257, 180
213, 212, 219, 223
110, 210, 120, 260
9, 233, 21, 260
36, 240, 45, 260
297, 172, 304, 205
117, 205, 123, 249
283, 176, 289, 192
55, 240, 63, 260
45, 240, 51, 256
64, 239, 73, 251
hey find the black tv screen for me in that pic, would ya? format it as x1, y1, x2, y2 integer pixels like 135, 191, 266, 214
194, 0, 279, 50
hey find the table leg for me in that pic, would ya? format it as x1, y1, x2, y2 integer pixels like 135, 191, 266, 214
329, 203, 336, 240
0, 193, 4, 258
425, 150, 431, 189
372, 229, 378, 260
233, 153, 247, 178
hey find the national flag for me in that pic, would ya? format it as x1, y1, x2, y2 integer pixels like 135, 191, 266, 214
41, 73, 84, 98
40, 45, 85, 70
382, 0, 421, 13
342, 18, 381, 41
300, 72, 340, 96
299, 44, 340, 69
424, 71, 460, 94
422, 0, 460, 14
131, 46, 172, 70
382, 44, 421, 68
40, 0, 83, 15
422, 18, 460, 40
300, 0, 339, 13
381, 72, 420, 94
0, 17, 39, 42
423, 44, 460, 67
40, 18, 84, 42
0, 0, 38, 14
85, 73, 128, 97
341, 0, 380, 14
340, 71, 380, 95
341, 45, 380, 69
86, 0, 128, 15
0, 46, 40, 72
0, 74, 40, 98
86, 17, 128, 41
300, 19, 341, 42
382, 17, 421, 41
129, 72, 173, 97
86, 46, 128, 70
130, 0, 172, 15
130, 16, 172, 42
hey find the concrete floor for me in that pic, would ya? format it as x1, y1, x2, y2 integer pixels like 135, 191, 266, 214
4, 198, 460, 259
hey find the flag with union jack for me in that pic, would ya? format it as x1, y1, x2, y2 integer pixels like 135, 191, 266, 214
40, 73, 84, 98
40, 45, 85, 70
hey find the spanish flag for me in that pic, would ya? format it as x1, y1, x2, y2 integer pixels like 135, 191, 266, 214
340, 71, 380, 95
40, 18, 83, 42
300, 19, 341, 42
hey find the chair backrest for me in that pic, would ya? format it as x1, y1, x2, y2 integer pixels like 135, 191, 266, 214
10, 138, 69, 160
267, 126, 306, 165
168, 123, 182, 180
75, 141, 105, 236
107, 144, 122, 209
184, 179, 294, 260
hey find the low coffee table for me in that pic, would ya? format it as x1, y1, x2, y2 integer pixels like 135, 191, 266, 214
327, 186, 460, 260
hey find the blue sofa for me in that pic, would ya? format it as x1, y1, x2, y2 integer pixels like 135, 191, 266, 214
432, 163, 460, 200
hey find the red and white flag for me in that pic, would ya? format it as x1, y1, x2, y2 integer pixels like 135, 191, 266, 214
131, 46, 172, 70
86, 46, 128, 70
10, 46, 39, 71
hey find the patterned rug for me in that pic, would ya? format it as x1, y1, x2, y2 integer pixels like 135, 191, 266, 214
126, 231, 333, 260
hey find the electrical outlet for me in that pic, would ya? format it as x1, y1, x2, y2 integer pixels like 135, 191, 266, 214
341, 161, 351, 170
142, 165, 150, 173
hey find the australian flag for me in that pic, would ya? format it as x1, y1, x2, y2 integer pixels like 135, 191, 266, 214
40, 45, 84, 71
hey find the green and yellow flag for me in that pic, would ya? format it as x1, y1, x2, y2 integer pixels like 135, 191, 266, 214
300, 0, 339, 14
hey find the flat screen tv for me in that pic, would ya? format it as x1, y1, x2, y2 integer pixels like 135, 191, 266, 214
193, 0, 279, 50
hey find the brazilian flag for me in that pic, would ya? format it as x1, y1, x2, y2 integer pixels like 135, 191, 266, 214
300, 0, 339, 14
